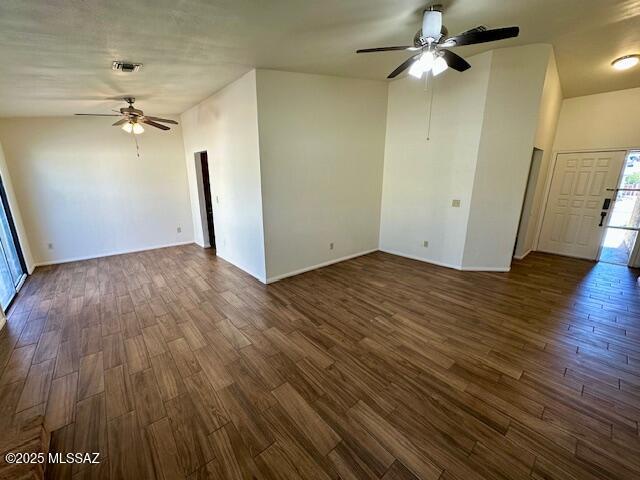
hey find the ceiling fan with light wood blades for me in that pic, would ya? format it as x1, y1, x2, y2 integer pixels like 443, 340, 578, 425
356, 4, 520, 79
74, 97, 178, 134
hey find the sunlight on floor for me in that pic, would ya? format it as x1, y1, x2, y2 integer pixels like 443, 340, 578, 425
600, 228, 636, 264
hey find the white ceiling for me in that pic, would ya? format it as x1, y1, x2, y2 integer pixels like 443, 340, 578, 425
1, 0, 639, 116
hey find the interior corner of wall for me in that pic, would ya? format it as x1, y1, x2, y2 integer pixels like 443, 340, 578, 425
548, 48, 564, 100
250, 69, 269, 285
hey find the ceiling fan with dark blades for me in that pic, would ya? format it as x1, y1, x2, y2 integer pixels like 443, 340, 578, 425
356, 4, 519, 79
74, 97, 178, 134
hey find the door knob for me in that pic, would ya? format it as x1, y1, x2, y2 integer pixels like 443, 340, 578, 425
599, 211, 607, 227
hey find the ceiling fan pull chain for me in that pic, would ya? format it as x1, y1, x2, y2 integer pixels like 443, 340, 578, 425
425, 73, 435, 141
133, 132, 141, 159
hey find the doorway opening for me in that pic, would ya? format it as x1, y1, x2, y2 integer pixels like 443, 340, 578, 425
599, 150, 640, 266
0, 176, 26, 312
195, 151, 216, 250
514, 148, 543, 258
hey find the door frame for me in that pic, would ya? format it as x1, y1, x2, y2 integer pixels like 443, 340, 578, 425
193, 151, 217, 250
0, 177, 27, 276
0, 176, 27, 311
534, 148, 637, 262
630, 232, 640, 267
199, 152, 216, 249
514, 148, 544, 258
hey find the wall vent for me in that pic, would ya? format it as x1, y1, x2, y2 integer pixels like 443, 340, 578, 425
111, 61, 143, 73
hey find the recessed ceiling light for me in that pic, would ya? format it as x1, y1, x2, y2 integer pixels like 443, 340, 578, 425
611, 55, 639, 71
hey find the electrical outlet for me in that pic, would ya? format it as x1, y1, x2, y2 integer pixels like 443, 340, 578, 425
452, 199, 461, 208
329, 242, 334, 250
177, 226, 182, 233
423, 240, 429, 248
48, 243, 53, 250
215, 195, 219, 204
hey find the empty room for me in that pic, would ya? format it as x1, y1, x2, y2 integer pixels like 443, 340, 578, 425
1, 1, 639, 479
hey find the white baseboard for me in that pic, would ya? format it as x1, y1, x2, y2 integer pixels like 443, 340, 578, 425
33, 241, 195, 267
379, 249, 511, 272
535, 248, 594, 262
266, 249, 378, 284
462, 265, 511, 272
194, 238, 213, 249
513, 249, 532, 260
379, 249, 462, 270
214, 251, 267, 284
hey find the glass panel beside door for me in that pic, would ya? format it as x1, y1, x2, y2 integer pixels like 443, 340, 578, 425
0, 177, 26, 311
599, 151, 640, 266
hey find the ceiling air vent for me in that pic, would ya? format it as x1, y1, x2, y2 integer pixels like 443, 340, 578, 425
111, 61, 143, 73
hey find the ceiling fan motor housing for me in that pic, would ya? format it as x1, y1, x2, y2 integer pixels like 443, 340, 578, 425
422, 5, 444, 44
120, 97, 143, 116
121, 107, 144, 116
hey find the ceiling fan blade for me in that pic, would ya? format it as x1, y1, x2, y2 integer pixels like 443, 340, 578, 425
458, 25, 487, 36
357, 46, 417, 53
112, 118, 128, 126
144, 116, 179, 125
443, 26, 519, 47
140, 118, 170, 130
74, 113, 122, 116
387, 54, 420, 79
441, 50, 471, 72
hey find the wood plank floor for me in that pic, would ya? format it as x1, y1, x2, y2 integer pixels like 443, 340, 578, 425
1, 245, 639, 479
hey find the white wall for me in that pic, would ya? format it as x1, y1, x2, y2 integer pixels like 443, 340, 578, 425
0, 141, 34, 272
255, 70, 388, 281
0, 117, 193, 265
462, 44, 553, 270
380, 45, 555, 271
553, 87, 640, 152
379, 52, 493, 268
516, 50, 563, 258
180, 70, 267, 282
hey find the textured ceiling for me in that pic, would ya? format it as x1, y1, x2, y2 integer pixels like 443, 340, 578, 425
1, 0, 639, 116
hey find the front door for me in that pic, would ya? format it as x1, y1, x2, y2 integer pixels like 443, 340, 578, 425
538, 151, 626, 260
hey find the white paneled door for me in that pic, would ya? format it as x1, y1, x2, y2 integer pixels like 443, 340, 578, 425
538, 151, 626, 260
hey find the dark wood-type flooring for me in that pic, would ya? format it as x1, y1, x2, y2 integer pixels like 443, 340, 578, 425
1, 245, 640, 479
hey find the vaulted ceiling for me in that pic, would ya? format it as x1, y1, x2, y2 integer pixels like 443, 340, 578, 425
1, 0, 639, 116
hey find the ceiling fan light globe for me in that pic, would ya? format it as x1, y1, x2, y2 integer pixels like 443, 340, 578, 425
421, 51, 435, 68
408, 61, 424, 78
409, 51, 435, 78
132, 123, 145, 135
433, 56, 449, 76
121, 122, 133, 133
